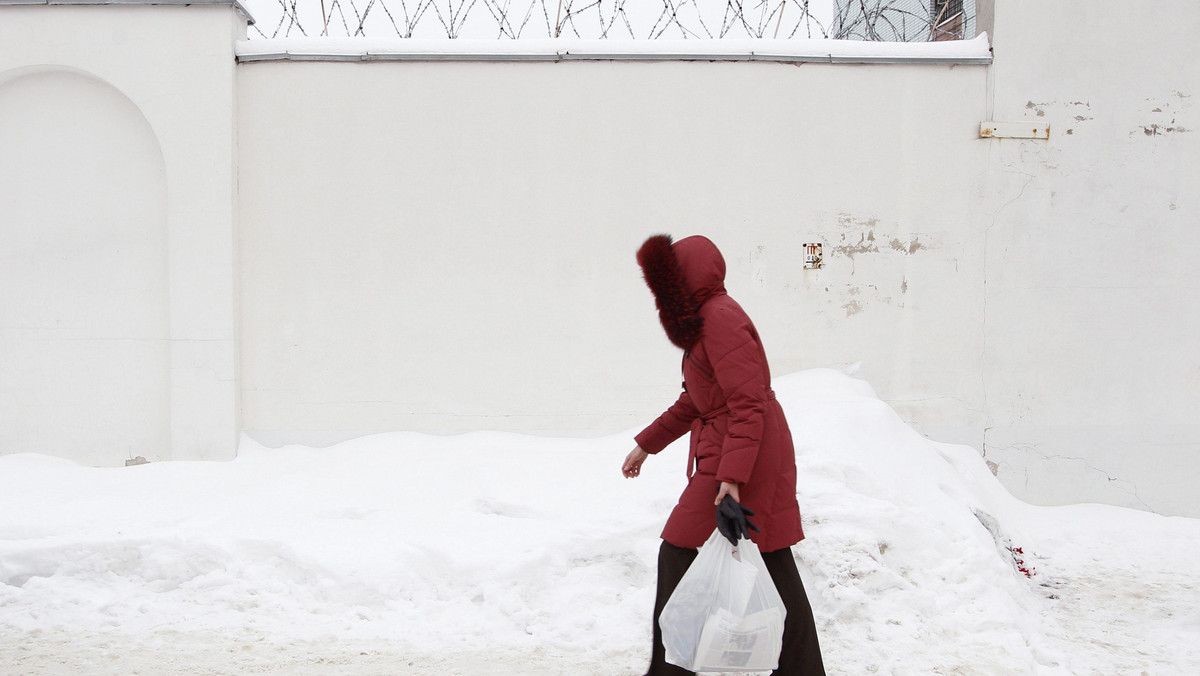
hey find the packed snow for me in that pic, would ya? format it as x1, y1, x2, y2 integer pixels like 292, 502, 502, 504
234, 34, 993, 63
1, 369, 1197, 675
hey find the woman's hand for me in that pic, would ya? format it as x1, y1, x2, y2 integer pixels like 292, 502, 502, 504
714, 481, 741, 505
622, 446, 648, 478
715, 486, 759, 545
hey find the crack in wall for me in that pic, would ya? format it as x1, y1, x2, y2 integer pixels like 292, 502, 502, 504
983, 441, 1153, 511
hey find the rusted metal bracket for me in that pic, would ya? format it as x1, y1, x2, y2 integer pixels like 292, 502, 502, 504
980, 122, 1050, 139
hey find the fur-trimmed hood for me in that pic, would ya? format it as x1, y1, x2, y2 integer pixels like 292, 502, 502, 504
636, 235, 727, 350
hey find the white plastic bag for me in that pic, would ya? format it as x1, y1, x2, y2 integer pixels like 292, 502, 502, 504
659, 530, 787, 673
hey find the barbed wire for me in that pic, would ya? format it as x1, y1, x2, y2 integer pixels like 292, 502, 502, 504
243, 0, 973, 41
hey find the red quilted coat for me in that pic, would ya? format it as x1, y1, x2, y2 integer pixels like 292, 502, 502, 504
635, 235, 804, 552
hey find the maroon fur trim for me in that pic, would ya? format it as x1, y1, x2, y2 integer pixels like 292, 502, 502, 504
637, 235, 704, 350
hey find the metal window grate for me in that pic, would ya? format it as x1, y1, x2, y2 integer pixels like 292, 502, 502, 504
831, 0, 975, 42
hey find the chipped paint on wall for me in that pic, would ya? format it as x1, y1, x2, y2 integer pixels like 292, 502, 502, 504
838, 287, 863, 318
820, 214, 934, 313
834, 230, 879, 259
1025, 94, 1194, 138
1063, 101, 1092, 135
1132, 91, 1192, 137
1139, 123, 1189, 136
829, 215, 934, 263
1022, 100, 1095, 136
889, 237, 925, 255
835, 279, 908, 318
837, 213, 879, 230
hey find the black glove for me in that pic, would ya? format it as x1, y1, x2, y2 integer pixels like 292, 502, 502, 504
716, 494, 761, 546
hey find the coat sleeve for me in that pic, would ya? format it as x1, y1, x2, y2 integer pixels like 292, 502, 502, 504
635, 390, 700, 455
705, 307, 768, 486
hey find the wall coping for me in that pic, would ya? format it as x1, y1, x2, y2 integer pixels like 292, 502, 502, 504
236, 33, 992, 65
0, 0, 254, 24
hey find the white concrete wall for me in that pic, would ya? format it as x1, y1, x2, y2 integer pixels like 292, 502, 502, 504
0, 68, 169, 465
237, 6, 1199, 517
978, 1, 1200, 515
0, 4, 245, 463
235, 59, 993, 447
3, 1, 1197, 518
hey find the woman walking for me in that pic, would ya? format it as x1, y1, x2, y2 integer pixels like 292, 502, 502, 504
623, 234, 825, 676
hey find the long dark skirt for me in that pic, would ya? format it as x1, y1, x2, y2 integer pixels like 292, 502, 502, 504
645, 540, 826, 676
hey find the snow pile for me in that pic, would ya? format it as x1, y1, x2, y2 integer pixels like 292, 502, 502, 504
1, 369, 1197, 675
777, 371, 1045, 672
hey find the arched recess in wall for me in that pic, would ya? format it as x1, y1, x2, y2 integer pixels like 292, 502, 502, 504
0, 66, 169, 466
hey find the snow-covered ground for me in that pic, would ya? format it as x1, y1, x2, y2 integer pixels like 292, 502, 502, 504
1, 369, 1197, 675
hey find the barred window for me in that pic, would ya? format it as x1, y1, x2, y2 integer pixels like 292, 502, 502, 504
932, 0, 967, 41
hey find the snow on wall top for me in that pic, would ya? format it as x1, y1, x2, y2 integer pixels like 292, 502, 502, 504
236, 33, 992, 64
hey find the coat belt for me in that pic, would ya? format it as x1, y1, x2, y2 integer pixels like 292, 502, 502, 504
686, 389, 775, 479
